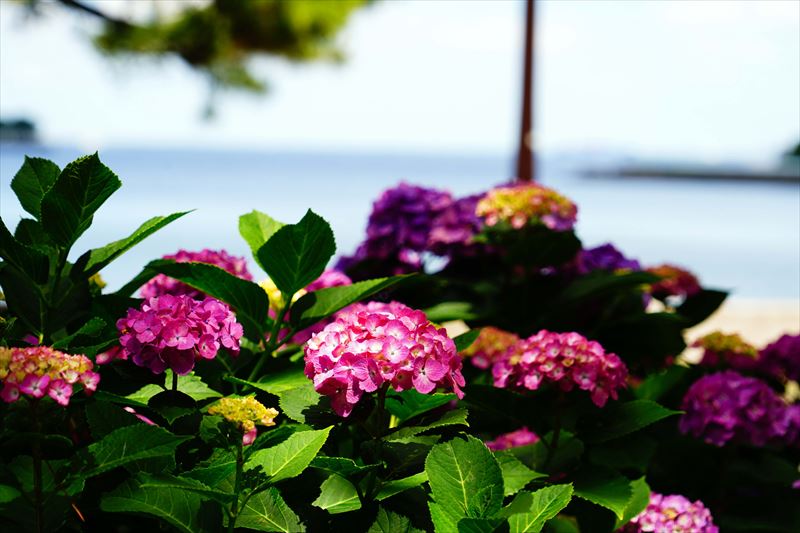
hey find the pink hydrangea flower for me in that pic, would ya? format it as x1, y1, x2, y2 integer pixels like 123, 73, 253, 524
476, 183, 577, 232
620, 492, 718, 533
0, 346, 99, 406
485, 427, 540, 451
117, 294, 243, 375
141, 249, 252, 299
492, 330, 627, 408
646, 264, 701, 300
304, 301, 465, 417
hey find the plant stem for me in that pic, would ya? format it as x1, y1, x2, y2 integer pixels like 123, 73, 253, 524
31, 400, 44, 533
247, 299, 291, 382
172, 371, 179, 392
228, 437, 244, 533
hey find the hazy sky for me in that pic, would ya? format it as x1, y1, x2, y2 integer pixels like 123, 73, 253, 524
1, 0, 798, 163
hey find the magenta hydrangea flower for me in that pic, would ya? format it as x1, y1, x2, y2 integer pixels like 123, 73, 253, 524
492, 330, 627, 407
620, 492, 718, 533
303, 301, 465, 417
476, 182, 577, 231
0, 346, 99, 406
575, 243, 641, 275
646, 264, 701, 300
141, 249, 253, 299
117, 294, 243, 375
693, 331, 758, 369
679, 370, 795, 447
428, 194, 485, 258
758, 334, 800, 382
485, 427, 540, 451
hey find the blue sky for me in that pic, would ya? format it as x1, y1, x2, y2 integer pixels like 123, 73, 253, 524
1, 0, 798, 164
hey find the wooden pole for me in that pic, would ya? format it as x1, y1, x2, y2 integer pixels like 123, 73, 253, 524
515, 0, 535, 182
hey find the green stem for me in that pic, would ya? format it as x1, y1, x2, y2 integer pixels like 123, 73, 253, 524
31, 400, 44, 533
246, 299, 291, 382
171, 371, 179, 392
228, 438, 244, 533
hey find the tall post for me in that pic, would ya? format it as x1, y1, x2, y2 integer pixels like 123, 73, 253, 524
515, 0, 535, 182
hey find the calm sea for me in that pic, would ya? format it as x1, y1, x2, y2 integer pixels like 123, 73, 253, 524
1, 144, 798, 300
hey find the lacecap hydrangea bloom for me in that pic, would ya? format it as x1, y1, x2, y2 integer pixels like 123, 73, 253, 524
304, 301, 465, 417
758, 333, 800, 382
117, 294, 243, 375
141, 248, 252, 299
476, 182, 577, 232
208, 396, 279, 445
492, 330, 627, 407
693, 331, 758, 369
460, 326, 520, 370
0, 346, 99, 406
679, 370, 795, 447
646, 264, 701, 300
485, 427, 539, 451
575, 243, 641, 275
620, 492, 718, 533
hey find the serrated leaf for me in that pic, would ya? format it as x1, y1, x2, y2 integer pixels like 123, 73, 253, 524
581, 400, 680, 443
239, 210, 286, 270
310, 456, 379, 478
100, 477, 210, 533
506, 484, 574, 533
13, 218, 48, 249
82, 212, 190, 276
290, 275, 412, 330
386, 408, 469, 441
228, 368, 309, 395
312, 474, 361, 514
40, 153, 121, 247
136, 473, 234, 504
458, 517, 505, 533
425, 435, 504, 527
87, 424, 190, 477
495, 451, 546, 497
385, 389, 456, 424
257, 209, 336, 297
573, 467, 632, 519
614, 477, 650, 529
184, 449, 237, 489
236, 486, 305, 532
633, 365, 690, 401
277, 381, 322, 423
375, 472, 428, 501
453, 329, 481, 352
51, 317, 105, 350
0, 217, 49, 284
127, 371, 222, 404
368, 507, 424, 533
145, 259, 269, 340
10, 156, 60, 219
247, 426, 331, 483
423, 302, 479, 322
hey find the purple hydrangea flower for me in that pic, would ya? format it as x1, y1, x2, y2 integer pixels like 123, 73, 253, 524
485, 427, 539, 451
679, 370, 795, 447
141, 249, 253, 299
428, 194, 484, 258
575, 243, 641, 275
758, 334, 800, 382
620, 492, 718, 533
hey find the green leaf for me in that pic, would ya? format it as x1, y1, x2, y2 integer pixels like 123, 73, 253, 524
257, 209, 336, 296
51, 317, 105, 350
312, 474, 361, 514
458, 517, 505, 533
236, 487, 305, 532
505, 484, 574, 533
247, 426, 332, 483
385, 408, 469, 441
423, 302, 479, 322
561, 271, 659, 302
425, 435, 504, 527
580, 400, 680, 443
82, 212, 190, 276
573, 466, 632, 520
87, 424, 190, 477
429, 501, 458, 533
127, 371, 222, 403
184, 449, 237, 489
40, 153, 122, 247
310, 456, 379, 479
634, 365, 690, 402
385, 389, 456, 424
13, 218, 48, 249
277, 381, 323, 423
454, 329, 481, 352
145, 259, 270, 340
676, 289, 728, 327
0, 484, 21, 503
290, 275, 413, 330
495, 451, 546, 497
0, 217, 49, 284
10, 156, 60, 220
375, 472, 428, 501
589, 436, 657, 471
136, 473, 234, 504
368, 507, 424, 533
228, 368, 309, 395
614, 477, 650, 529
239, 210, 286, 270
101, 477, 211, 533
529, 431, 584, 473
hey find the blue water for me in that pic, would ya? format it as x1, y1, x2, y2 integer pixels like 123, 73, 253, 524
1, 144, 798, 300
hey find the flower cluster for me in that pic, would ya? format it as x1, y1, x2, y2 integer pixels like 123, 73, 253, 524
492, 330, 627, 407
620, 492, 718, 533
485, 427, 540, 451
758, 334, 800, 382
0, 346, 99, 406
694, 331, 758, 369
141, 249, 253, 299
208, 396, 279, 445
304, 301, 465, 417
460, 326, 520, 370
428, 194, 484, 258
646, 264, 701, 300
574, 243, 641, 275
679, 371, 795, 447
117, 294, 243, 375
476, 182, 577, 232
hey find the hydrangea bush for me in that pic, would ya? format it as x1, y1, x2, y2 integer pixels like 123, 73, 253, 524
1, 154, 797, 532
